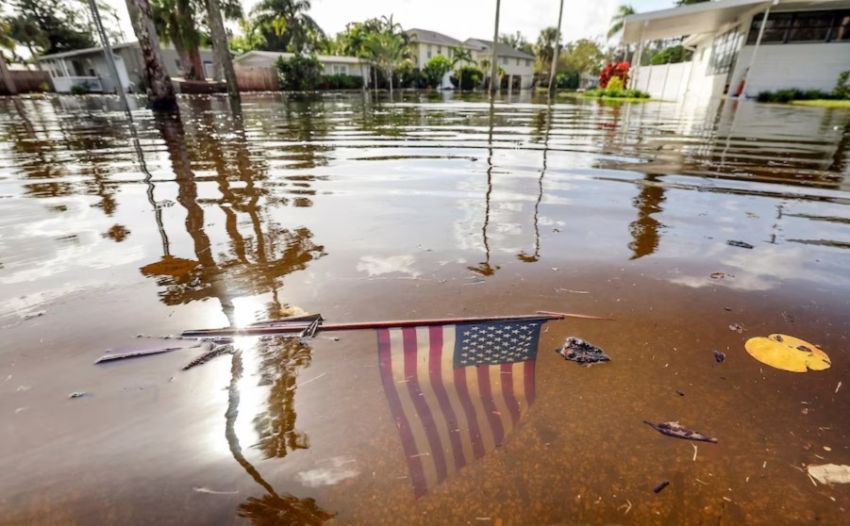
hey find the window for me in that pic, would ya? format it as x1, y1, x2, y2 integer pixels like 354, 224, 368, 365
788, 12, 832, 42
501, 57, 507, 65
332, 64, 349, 75
427, 51, 432, 58
437, 46, 442, 54
747, 9, 850, 44
526, 59, 531, 67
834, 13, 850, 41
709, 29, 742, 75
516, 58, 520, 65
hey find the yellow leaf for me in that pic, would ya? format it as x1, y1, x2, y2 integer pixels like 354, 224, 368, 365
744, 334, 831, 372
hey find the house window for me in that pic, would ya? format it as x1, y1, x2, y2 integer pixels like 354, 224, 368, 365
747, 9, 850, 44
437, 46, 442, 54
708, 29, 742, 75
526, 59, 531, 67
501, 57, 507, 65
427, 51, 432, 58
332, 64, 348, 75
516, 58, 520, 65
833, 13, 850, 41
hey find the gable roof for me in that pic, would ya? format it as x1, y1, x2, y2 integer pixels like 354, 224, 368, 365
406, 28, 462, 46
463, 38, 534, 60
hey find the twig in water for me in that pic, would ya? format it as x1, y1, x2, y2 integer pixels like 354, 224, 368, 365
182, 344, 233, 371
692, 444, 698, 461
617, 500, 632, 514
836, 381, 842, 394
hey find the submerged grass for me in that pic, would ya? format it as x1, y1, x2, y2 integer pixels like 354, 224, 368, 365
790, 99, 850, 109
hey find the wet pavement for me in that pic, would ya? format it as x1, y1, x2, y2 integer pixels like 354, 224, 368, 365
0, 91, 849, 524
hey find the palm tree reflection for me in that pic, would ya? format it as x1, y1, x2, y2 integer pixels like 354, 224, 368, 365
225, 346, 333, 525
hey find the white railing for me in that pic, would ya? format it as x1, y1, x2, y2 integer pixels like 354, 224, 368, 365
52, 76, 104, 93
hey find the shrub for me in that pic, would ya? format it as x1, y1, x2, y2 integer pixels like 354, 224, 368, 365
757, 88, 834, 103
450, 65, 484, 91
70, 84, 88, 95
599, 61, 629, 89
834, 70, 850, 99
318, 74, 363, 90
276, 54, 323, 91
399, 67, 426, 89
422, 55, 453, 89
555, 70, 579, 90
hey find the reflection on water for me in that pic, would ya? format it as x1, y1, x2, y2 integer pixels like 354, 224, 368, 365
2, 92, 850, 524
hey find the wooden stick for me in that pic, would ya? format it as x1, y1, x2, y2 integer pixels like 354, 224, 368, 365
182, 312, 568, 338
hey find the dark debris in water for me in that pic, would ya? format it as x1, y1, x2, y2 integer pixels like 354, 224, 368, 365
727, 240, 755, 249
714, 350, 726, 363
555, 337, 610, 366
644, 421, 718, 443
653, 480, 670, 494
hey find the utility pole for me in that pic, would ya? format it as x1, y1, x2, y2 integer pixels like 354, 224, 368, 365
88, 0, 131, 112
489, 0, 501, 96
205, 0, 241, 107
547, 0, 565, 95
125, 0, 178, 111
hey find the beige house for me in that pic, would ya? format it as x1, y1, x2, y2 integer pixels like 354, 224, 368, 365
234, 51, 371, 79
406, 28, 535, 89
464, 38, 535, 89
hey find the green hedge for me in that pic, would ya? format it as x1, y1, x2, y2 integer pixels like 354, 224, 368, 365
318, 74, 364, 90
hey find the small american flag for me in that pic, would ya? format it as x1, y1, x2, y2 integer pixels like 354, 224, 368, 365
377, 319, 542, 497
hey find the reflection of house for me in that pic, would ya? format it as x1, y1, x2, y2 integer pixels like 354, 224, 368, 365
463, 38, 535, 89
38, 42, 215, 93
233, 51, 371, 78
621, 0, 850, 101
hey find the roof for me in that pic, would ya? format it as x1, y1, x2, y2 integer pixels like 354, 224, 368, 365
234, 51, 366, 65
405, 28, 462, 46
621, 0, 848, 43
38, 42, 138, 61
463, 39, 534, 60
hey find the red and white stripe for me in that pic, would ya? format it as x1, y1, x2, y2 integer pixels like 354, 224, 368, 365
377, 325, 536, 497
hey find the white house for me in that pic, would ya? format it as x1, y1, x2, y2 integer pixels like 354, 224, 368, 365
620, 0, 850, 102
463, 38, 535, 89
233, 51, 371, 79
39, 42, 215, 93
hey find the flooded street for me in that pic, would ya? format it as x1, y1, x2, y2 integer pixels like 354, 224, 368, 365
1, 92, 849, 524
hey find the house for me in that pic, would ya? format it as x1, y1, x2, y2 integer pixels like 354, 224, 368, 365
463, 38, 535, 89
233, 51, 371, 79
38, 42, 215, 93
406, 28, 466, 88
620, 0, 850, 102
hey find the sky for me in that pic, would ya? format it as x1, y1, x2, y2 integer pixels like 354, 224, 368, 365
109, 0, 676, 46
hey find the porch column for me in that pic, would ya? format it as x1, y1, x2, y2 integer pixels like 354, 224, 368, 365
507, 74, 513, 97
741, 0, 776, 98
630, 21, 647, 90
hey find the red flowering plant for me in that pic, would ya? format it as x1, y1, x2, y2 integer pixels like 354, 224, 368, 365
599, 61, 630, 89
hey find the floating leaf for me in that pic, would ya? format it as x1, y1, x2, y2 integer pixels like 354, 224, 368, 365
744, 334, 831, 372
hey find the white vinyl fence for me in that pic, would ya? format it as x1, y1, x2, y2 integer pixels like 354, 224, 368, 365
632, 62, 693, 101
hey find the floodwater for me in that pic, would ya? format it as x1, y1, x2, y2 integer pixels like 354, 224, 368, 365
1, 91, 849, 525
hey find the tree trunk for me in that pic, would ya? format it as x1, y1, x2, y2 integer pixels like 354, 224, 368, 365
205, 0, 240, 104
373, 66, 377, 97
388, 68, 393, 97
0, 52, 18, 95
125, 0, 177, 111
189, 47, 205, 80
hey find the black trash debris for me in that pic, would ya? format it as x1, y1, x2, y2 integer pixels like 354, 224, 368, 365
644, 421, 718, 443
653, 480, 670, 494
555, 337, 610, 366
727, 240, 754, 249
714, 350, 726, 363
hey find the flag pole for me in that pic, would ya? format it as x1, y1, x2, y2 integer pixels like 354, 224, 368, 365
181, 311, 611, 338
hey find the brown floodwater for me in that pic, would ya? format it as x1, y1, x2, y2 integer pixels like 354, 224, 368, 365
1, 91, 849, 525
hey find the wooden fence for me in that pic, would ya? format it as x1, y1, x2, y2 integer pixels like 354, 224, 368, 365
235, 67, 279, 92
0, 70, 52, 94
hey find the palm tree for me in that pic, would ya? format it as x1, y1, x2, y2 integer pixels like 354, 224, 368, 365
250, 0, 325, 52
364, 31, 407, 97
205, 0, 240, 105
450, 45, 473, 68
608, 4, 635, 39
535, 26, 559, 73
125, 0, 178, 110
151, 0, 204, 79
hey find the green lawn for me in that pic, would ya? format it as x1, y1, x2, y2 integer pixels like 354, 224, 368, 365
790, 99, 850, 109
